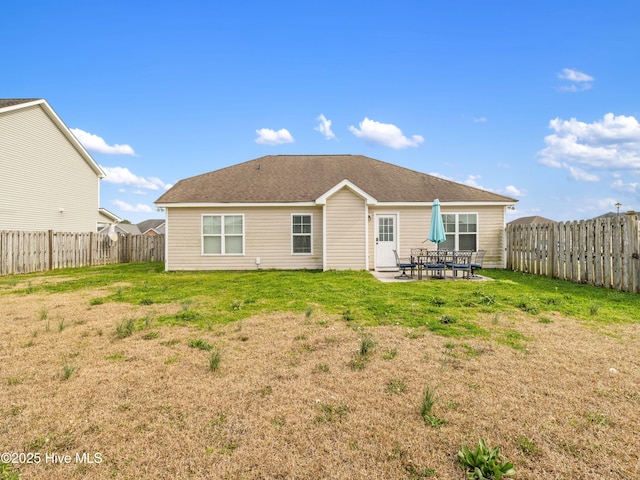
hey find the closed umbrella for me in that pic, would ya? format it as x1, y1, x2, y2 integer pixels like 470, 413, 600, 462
428, 199, 446, 244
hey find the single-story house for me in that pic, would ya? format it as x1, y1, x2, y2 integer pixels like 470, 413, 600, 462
0, 98, 107, 232
508, 215, 555, 225
155, 155, 517, 271
97, 218, 166, 236
137, 219, 166, 236
97, 208, 123, 232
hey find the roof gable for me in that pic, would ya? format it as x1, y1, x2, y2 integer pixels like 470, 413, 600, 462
0, 98, 105, 179
316, 179, 377, 205
156, 154, 518, 205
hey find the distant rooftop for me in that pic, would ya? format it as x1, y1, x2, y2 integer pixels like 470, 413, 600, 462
508, 215, 556, 225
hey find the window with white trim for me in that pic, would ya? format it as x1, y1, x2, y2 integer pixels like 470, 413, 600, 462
292, 214, 312, 254
202, 215, 244, 255
441, 213, 477, 251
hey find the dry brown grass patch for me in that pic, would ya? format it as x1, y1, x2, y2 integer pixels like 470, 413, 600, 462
1, 287, 639, 479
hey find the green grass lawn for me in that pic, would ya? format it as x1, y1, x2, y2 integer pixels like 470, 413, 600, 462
1, 263, 637, 337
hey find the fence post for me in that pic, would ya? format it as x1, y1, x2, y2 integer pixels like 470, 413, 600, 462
548, 223, 556, 278
48, 230, 53, 271
89, 231, 94, 266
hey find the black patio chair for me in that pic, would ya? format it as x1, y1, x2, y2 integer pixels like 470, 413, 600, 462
449, 250, 473, 279
393, 249, 416, 279
422, 250, 448, 279
470, 250, 486, 277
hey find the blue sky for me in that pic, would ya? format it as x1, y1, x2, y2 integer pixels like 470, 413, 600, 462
3, 0, 639, 223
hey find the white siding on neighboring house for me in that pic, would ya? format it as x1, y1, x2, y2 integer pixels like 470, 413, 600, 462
0, 104, 101, 232
165, 206, 323, 271
324, 187, 367, 270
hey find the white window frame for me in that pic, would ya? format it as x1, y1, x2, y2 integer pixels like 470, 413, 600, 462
291, 213, 313, 255
201, 214, 245, 255
441, 212, 478, 251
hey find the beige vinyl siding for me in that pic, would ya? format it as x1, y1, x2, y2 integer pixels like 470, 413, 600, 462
324, 187, 367, 270
0, 105, 100, 232
368, 205, 507, 269
165, 206, 323, 271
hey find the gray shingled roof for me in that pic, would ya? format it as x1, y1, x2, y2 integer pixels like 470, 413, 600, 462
508, 215, 556, 225
156, 155, 517, 205
137, 219, 165, 233
0, 98, 40, 109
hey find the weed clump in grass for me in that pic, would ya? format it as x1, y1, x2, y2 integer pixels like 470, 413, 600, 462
350, 334, 375, 370
0, 461, 19, 480
189, 338, 213, 351
62, 364, 76, 380
359, 335, 375, 356
315, 402, 348, 423
439, 314, 457, 325
314, 363, 329, 373
382, 347, 398, 360
516, 296, 539, 314
387, 378, 407, 394
420, 385, 445, 428
457, 439, 514, 479
115, 318, 135, 338
209, 347, 222, 372
516, 435, 540, 456
430, 296, 446, 307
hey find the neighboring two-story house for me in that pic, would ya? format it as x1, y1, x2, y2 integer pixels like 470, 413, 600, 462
0, 98, 106, 232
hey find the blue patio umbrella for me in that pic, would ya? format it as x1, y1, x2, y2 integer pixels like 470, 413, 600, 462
428, 198, 447, 244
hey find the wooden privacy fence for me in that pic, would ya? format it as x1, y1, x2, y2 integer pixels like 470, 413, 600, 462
0, 230, 165, 276
506, 215, 640, 293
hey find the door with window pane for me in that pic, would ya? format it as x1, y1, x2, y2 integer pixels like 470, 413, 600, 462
375, 214, 397, 268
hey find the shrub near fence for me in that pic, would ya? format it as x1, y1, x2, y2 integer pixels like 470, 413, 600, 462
506, 215, 640, 293
0, 230, 165, 275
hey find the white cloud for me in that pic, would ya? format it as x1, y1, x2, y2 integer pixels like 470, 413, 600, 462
557, 68, 594, 92
559, 68, 594, 83
538, 113, 640, 180
255, 128, 294, 145
314, 114, 335, 140
611, 179, 639, 193
112, 199, 153, 213
473, 117, 488, 123
504, 185, 525, 197
71, 128, 136, 155
568, 166, 599, 182
463, 174, 484, 189
348, 117, 424, 149
102, 166, 171, 190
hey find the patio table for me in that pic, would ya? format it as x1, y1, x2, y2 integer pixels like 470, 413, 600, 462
410, 249, 473, 280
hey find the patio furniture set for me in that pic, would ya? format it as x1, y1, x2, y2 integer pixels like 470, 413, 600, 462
393, 249, 486, 280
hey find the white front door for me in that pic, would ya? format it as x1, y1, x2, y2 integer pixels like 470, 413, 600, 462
375, 214, 397, 269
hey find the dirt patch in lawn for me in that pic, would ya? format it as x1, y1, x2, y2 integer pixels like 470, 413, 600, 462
1, 288, 639, 479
